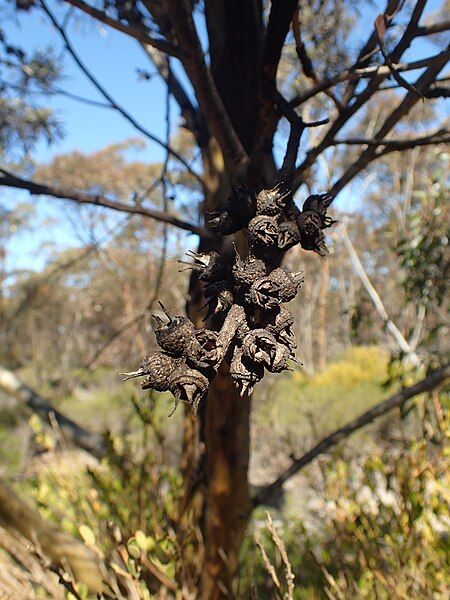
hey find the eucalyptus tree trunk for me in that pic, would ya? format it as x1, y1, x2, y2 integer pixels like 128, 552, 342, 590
180, 3, 264, 597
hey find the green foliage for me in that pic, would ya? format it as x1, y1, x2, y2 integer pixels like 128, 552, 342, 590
7, 352, 447, 598
257, 346, 389, 443
243, 398, 449, 599
21, 393, 197, 597
0, 25, 62, 157
396, 183, 449, 308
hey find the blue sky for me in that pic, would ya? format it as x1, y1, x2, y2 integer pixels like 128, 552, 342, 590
1, 0, 446, 274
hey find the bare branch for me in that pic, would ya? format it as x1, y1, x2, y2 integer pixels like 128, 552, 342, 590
289, 50, 449, 108
65, 0, 206, 145
342, 0, 401, 102
329, 128, 450, 148
374, 12, 422, 97
330, 51, 449, 194
262, 0, 298, 83
252, 364, 450, 508
40, 0, 204, 185
141, 43, 205, 142
251, 0, 298, 169
255, 536, 282, 599
423, 83, 450, 98
343, 0, 427, 103
0, 366, 105, 459
137, 2, 205, 143
63, 0, 178, 56
0, 169, 212, 239
292, 6, 342, 110
265, 513, 295, 599
290, 2, 432, 191
274, 90, 328, 183
165, 0, 248, 172
339, 222, 421, 365
415, 20, 450, 36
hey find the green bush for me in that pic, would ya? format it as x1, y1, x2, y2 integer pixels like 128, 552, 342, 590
242, 399, 449, 599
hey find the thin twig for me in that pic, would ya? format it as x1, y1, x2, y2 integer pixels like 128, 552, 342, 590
329, 50, 449, 194
40, 0, 204, 185
292, 6, 342, 110
374, 12, 422, 97
84, 74, 173, 370
329, 129, 449, 148
265, 512, 295, 600
255, 536, 282, 599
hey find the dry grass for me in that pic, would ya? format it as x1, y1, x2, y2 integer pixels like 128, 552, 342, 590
0, 527, 64, 599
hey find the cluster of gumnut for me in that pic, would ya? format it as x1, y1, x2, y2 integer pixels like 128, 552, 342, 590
121, 183, 336, 415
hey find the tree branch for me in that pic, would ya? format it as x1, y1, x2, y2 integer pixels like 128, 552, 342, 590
65, 0, 206, 146
290, 1, 431, 191
140, 43, 205, 142
0, 169, 212, 239
262, 0, 298, 82
0, 366, 105, 459
415, 20, 450, 36
339, 222, 420, 365
374, 12, 422, 98
136, 2, 205, 144
329, 129, 450, 148
274, 90, 328, 184
341, 0, 401, 102
165, 0, 248, 173
251, 0, 298, 171
62, 0, 178, 56
252, 364, 450, 508
330, 50, 449, 194
289, 50, 449, 108
40, 0, 204, 185
343, 0, 427, 104
292, 6, 342, 110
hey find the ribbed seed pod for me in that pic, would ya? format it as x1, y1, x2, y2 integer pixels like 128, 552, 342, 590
247, 268, 303, 310
241, 329, 290, 373
256, 184, 290, 216
278, 221, 301, 250
169, 367, 209, 416
302, 193, 336, 228
297, 211, 328, 255
203, 281, 234, 320
267, 268, 303, 303
152, 302, 195, 356
178, 250, 229, 283
232, 250, 266, 288
266, 306, 296, 351
229, 345, 264, 397
120, 352, 179, 392
185, 329, 220, 371
248, 215, 279, 248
